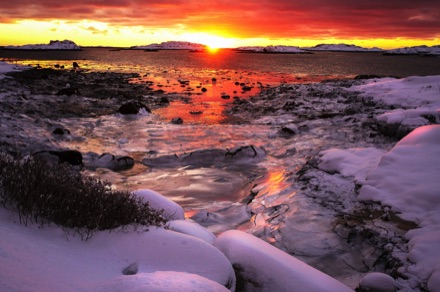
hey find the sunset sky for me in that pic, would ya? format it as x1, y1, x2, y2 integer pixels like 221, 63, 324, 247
0, 0, 439, 49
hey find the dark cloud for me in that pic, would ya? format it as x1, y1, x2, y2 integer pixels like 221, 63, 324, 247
1, 0, 439, 39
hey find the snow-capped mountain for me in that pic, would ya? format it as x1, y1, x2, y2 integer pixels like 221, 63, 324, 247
131, 41, 207, 50
4, 40, 81, 50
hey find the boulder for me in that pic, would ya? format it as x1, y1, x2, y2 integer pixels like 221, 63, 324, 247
118, 101, 151, 115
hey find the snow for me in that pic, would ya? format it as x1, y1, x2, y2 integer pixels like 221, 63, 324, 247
318, 147, 385, 184
131, 41, 206, 50
358, 125, 440, 287
306, 43, 384, 52
133, 189, 185, 220
0, 208, 235, 291
4, 40, 81, 50
0, 61, 30, 79
385, 45, 440, 56
214, 230, 352, 291
168, 219, 217, 244
93, 272, 229, 292
235, 45, 307, 53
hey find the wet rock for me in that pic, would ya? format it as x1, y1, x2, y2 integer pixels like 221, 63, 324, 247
87, 153, 135, 171
171, 117, 183, 124
52, 127, 71, 135
118, 101, 151, 115
142, 145, 265, 168
279, 124, 299, 137
34, 150, 83, 166
57, 87, 79, 96
354, 75, 382, 80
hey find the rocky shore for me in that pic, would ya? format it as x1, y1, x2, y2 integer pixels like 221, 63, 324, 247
1, 63, 440, 290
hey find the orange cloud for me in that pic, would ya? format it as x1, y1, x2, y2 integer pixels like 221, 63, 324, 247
0, 0, 439, 41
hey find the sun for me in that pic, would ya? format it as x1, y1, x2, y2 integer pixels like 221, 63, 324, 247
183, 32, 237, 49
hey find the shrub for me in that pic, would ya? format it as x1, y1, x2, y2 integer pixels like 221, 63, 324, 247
0, 152, 167, 240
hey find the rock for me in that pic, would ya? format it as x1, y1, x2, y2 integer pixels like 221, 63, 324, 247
36, 150, 83, 166
133, 189, 185, 220
159, 96, 170, 104
212, 78, 217, 82
221, 94, 230, 99
122, 263, 138, 275
52, 127, 70, 135
358, 272, 396, 292
118, 101, 151, 115
354, 75, 382, 80
279, 124, 299, 137
72, 62, 80, 69
57, 87, 79, 96
171, 117, 183, 124
201, 87, 208, 92
88, 153, 135, 171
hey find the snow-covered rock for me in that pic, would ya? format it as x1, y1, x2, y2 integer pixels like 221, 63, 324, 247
168, 220, 217, 244
358, 272, 396, 292
0, 208, 235, 291
385, 45, 440, 56
4, 40, 81, 50
306, 43, 383, 52
93, 271, 230, 292
359, 125, 440, 288
131, 41, 206, 51
214, 230, 352, 291
235, 45, 307, 53
133, 189, 185, 220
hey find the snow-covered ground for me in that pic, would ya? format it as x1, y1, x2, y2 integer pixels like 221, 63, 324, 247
3, 40, 81, 50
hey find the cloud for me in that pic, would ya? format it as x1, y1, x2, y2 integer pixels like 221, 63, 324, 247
0, 0, 439, 39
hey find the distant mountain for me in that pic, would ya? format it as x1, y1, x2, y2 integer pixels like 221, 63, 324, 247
3, 40, 81, 51
384, 45, 440, 56
306, 43, 384, 52
130, 41, 207, 51
235, 45, 308, 54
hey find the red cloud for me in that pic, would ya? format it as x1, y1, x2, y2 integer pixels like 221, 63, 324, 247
1, 0, 439, 39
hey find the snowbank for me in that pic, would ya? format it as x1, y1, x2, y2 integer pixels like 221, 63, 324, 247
0, 208, 235, 291
133, 189, 185, 220
4, 40, 81, 50
359, 125, 440, 288
214, 230, 352, 291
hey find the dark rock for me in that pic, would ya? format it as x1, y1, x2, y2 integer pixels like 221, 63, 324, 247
122, 263, 138, 275
72, 62, 80, 69
171, 117, 184, 124
221, 94, 230, 99
48, 150, 83, 166
242, 86, 252, 91
159, 96, 170, 104
57, 87, 79, 96
190, 111, 203, 115
212, 78, 217, 82
118, 101, 151, 115
52, 127, 71, 135
88, 153, 135, 171
354, 74, 382, 80
201, 87, 208, 92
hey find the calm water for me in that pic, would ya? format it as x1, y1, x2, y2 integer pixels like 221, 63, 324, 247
2, 47, 440, 77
